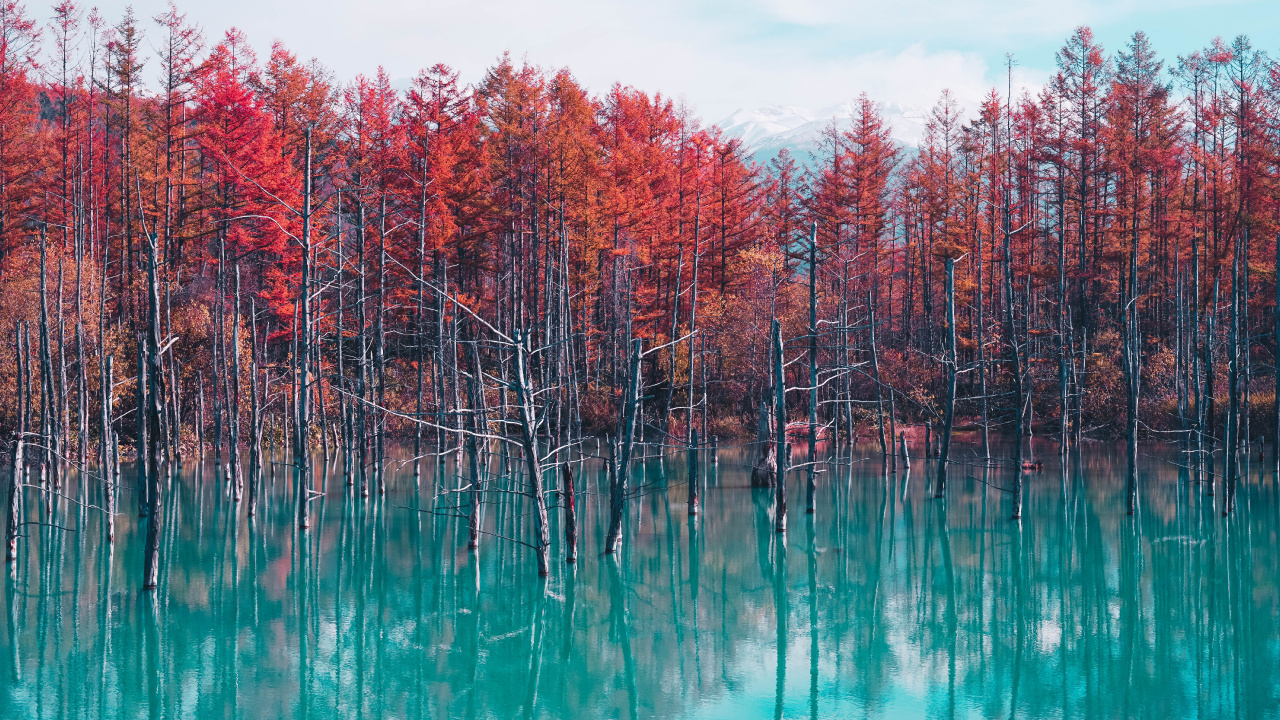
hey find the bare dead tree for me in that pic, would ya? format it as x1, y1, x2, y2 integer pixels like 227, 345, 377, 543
605, 338, 643, 555
142, 234, 166, 590
773, 319, 788, 534
6, 322, 27, 564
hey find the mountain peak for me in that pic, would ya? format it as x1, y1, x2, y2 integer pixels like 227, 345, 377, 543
717, 101, 927, 166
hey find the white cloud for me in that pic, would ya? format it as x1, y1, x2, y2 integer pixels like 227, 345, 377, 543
68, 0, 1236, 125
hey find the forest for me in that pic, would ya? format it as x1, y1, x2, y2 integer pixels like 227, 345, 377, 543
2, 0, 1278, 579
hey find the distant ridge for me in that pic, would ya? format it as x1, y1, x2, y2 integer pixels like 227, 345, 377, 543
718, 101, 928, 167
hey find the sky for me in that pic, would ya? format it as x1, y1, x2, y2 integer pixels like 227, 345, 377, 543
67, 0, 1280, 124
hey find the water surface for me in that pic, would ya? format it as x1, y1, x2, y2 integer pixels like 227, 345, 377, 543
2, 443, 1278, 718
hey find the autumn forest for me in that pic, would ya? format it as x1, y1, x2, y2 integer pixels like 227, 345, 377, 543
2, 0, 1279, 574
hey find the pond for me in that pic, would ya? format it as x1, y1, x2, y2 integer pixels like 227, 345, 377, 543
2, 442, 1278, 718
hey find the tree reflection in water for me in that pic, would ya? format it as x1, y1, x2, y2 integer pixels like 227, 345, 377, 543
1, 443, 1276, 718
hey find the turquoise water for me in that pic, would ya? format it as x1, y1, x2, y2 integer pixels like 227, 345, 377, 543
2, 444, 1279, 718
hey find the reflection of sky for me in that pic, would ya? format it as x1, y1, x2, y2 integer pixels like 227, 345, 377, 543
1, 444, 1275, 718
76, 1, 1273, 124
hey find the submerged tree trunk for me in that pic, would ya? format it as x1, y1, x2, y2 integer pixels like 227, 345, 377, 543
806, 223, 817, 514
977, 231, 990, 459
37, 227, 61, 502
1057, 215, 1070, 457
1003, 194, 1025, 520
935, 257, 958, 499
687, 428, 699, 516
248, 300, 263, 518
230, 266, 243, 504
464, 333, 484, 551
197, 371, 206, 462
142, 236, 165, 591
773, 320, 788, 534
1121, 224, 1142, 516
1224, 229, 1242, 514
562, 463, 577, 562
76, 322, 88, 479
512, 330, 551, 576
295, 128, 314, 530
136, 337, 148, 518
102, 354, 115, 544
605, 338, 642, 555
6, 322, 26, 564
687, 209, 701, 447
751, 385, 776, 487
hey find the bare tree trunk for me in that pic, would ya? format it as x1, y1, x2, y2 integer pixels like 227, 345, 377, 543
1205, 277, 1219, 496
136, 337, 147, 518
869, 292, 887, 458
687, 428, 699, 516
1122, 220, 1143, 517
375, 196, 388, 495
1057, 213, 1070, 457
6, 322, 26, 563
563, 463, 578, 562
664, 244, 682, 445
169, 351, 181, 469
313, 280, 331, 469
38, 227, 62, 504
935, 257, 958, 499
806, 223, 817, 514
512, 331, 551, 576
977, 231, 990, 459
230, 265, 243, 504
213, 241, 224, 470
248, 300, 262, 517
605, 338, 642, 555
76, 322, 88, 480
773, 320, 788, 533
56, 254, 68, 488
464, 333, 484, 551
197, 371, 206, 462
432, 250, 445, 487
687, 208, 700, 446
751, 385, 776, 487
160, 285, 173, 466
1224, 230, 1241, 514
336, 193, 352, 483
415, 183, 427, 489
142, 236, 165, 590
1003, 195, 1025, 520
102, 354, 115, 543
356, 217, 370, 496
295, 128, 314, 530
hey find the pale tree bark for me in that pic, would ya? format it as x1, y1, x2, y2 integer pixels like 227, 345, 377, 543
142, 235, 165, 591
687, 428, 699, 517
512, 330, 551, 576
806, 223, 817, 514
6, 322, 26, 564
295, 128, 314, 530
870, 292, 888, 459
935, 256, 958, 499
102, 354, 115, 544
773, 320, 788, 534
1003, 193, 1025, 521
464, 333, 484, 551
605, 338, 642, 555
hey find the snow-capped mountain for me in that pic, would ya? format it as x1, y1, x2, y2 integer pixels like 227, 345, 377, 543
717, 105, 816, 147
718, 101, 928, 167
